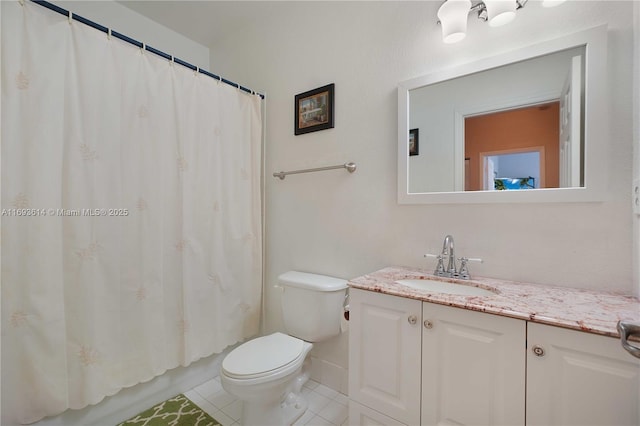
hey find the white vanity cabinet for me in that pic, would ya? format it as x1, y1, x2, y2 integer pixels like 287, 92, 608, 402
348, 288, 525, 426
421, 303, 525, 426
526, 322, 640, 426
348, 288, 422, 426
348, 288, 640, 426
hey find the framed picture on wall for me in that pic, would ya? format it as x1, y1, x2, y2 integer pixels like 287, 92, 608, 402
409, 128, 419, 156
295, 83, 335, 135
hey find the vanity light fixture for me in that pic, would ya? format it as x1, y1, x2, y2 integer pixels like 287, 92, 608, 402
436, 0, 565, 43
436, 0, 473, 44
542, 0, 567, 7
485, 0, 517, 27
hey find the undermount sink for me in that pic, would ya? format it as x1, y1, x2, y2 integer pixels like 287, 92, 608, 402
396, 279, 497, 297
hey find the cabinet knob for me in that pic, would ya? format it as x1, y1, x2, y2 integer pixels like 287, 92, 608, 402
423, 320, 433, 329
532, 345, 545, 357
408, 315, 418, 325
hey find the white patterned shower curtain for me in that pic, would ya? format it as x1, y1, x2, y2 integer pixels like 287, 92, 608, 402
1, 2, 263, 424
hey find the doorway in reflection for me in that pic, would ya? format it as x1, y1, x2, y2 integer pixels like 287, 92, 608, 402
464, 102, 559, 191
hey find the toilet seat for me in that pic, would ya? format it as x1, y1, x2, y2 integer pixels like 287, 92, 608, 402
222, 332, 306, 381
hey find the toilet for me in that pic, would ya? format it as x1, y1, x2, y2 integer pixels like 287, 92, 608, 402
220, 271, 348, 426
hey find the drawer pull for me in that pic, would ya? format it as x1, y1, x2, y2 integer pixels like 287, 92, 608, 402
408, 315, 418, 325
424, 320, 434, 329
532, 345, 545, 357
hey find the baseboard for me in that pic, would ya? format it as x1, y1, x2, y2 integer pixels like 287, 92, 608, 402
309, 356, 348, 395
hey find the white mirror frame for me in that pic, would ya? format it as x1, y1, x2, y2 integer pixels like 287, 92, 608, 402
398, 25, 607, 204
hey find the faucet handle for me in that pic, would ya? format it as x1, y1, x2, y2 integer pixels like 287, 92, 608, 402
459, 257, 483, 264
424, 253, 446, 276
457, 257, 483, 280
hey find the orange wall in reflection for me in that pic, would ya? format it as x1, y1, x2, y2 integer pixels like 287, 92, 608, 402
465, 102, 560, 191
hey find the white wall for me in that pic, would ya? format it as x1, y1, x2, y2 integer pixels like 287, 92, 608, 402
208, 0, 636, 391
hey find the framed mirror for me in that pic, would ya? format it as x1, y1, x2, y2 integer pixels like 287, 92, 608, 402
398, 26, 607, 204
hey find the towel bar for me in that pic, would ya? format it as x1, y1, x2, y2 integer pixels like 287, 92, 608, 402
273, 162, 356, 180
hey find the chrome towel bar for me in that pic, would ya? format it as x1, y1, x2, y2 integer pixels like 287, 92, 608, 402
273, 162, 356, 180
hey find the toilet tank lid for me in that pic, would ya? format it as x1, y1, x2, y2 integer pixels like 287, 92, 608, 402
278, 271, 348, 292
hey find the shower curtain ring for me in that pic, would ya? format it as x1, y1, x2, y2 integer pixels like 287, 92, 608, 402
19, 0, 25, 6
141, 43, 146, 54
107, 28, 112, 40
68, 11, 73, 25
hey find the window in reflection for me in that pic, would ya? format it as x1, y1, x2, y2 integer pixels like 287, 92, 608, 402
484, 152, 540, 190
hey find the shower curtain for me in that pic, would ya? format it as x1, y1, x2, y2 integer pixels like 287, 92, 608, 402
1, 2, 263, 424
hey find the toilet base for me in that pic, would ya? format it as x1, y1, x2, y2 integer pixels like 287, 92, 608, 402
242, 389, 308, 426
222, 352, 313, 426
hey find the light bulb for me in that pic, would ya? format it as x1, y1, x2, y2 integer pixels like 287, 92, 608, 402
437, 0, 472, 43
484, 0, 516, 27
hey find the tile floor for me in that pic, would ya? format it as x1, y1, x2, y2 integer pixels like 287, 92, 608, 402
184, 376, 349, 426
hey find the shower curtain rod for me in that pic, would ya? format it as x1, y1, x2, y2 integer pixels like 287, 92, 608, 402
30, 0, 265, 100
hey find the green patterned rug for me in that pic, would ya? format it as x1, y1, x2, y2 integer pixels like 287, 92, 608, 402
118, 394, 221, 426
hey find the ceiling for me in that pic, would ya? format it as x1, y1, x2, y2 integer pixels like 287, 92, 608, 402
118, 1, 299, 47
118, 1, 444, 48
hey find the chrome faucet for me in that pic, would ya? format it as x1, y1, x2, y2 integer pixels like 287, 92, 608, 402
424, 235, 483, 280
442, 235, 457, 277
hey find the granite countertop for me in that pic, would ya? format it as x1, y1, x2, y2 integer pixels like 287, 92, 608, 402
348, 266, 640, 338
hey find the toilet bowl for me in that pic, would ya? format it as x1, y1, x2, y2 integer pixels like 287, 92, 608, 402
221, 332, 313, 425
220, 271, 348, 426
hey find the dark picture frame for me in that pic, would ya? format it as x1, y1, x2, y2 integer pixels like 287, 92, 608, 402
409, 128, 419, 156
295, 83, 335, 135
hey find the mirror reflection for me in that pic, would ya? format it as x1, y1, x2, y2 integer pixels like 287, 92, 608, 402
408, 46, 585, 194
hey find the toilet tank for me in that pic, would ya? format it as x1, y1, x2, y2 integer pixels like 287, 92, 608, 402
278, 271, 348, 342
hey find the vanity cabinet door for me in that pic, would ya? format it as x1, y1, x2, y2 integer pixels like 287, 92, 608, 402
526, 323, 640, 426
421, 303, 526, 426
348, 288, 422, 426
